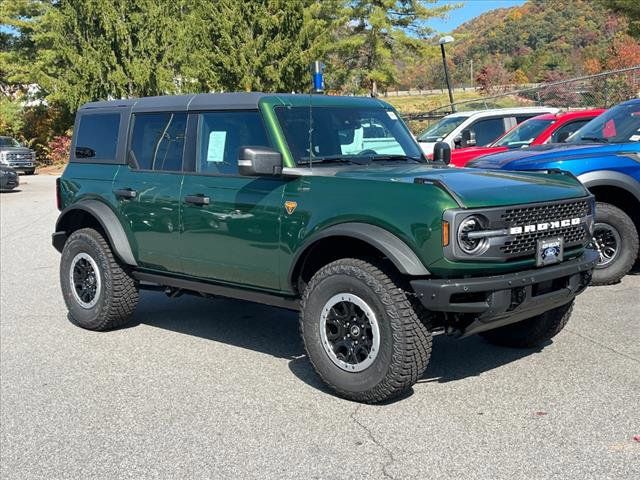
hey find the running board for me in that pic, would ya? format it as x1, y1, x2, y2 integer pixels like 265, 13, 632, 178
132, 271, 300, 311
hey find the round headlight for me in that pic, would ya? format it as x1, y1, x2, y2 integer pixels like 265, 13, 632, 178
457, 215, 488, 255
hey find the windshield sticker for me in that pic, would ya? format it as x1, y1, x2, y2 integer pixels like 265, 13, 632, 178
207, 131, 227, 163
386, 111, 398, 120
630, 134, 640, 142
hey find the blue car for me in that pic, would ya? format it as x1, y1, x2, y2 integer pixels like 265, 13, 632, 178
469, 99, 640, 285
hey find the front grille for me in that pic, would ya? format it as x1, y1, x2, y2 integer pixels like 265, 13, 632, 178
499, 199, 592, 257
500, 200, 591, 224
5, 152, 34, 164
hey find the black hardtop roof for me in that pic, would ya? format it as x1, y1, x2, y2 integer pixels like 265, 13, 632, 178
78, 92, 390, 112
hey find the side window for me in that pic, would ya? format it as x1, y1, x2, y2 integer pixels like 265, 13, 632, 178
549, 120, 590, 143
129, 112, 187, 171
515, 115, 536, 124
195, 111, 270, 175
470, 118, 506, 146
75, 113, 120, 160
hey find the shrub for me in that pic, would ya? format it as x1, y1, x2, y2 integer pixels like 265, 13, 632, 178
44, 133, 72, 166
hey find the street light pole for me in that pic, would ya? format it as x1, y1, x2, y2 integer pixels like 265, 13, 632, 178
439, 36, 456, 113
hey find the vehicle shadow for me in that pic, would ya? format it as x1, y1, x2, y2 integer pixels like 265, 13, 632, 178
132, 291, 544, 398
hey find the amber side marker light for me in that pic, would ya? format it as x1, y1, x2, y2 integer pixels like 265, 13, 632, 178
442, 220, 450, 246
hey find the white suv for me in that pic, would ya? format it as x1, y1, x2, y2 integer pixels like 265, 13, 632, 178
417, 107, 559, 155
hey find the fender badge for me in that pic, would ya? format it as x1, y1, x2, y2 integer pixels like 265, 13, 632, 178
284, 201, 298, 215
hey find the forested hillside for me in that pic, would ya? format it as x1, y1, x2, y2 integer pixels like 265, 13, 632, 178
449, 0, 640, 85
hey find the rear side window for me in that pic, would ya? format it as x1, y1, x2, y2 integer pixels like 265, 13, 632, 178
470, 117, 506, 146
75, 113, 120, 161
129, 113, 187, 171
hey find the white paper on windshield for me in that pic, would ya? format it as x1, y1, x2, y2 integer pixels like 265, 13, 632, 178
207, 131, 227, 163
387, 111, 398, 120
630, 134, 640, 142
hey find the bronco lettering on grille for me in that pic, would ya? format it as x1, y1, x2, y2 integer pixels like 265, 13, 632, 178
508, 217, 581, 235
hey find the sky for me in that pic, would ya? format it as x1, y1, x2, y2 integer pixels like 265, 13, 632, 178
428, 0, 526, 33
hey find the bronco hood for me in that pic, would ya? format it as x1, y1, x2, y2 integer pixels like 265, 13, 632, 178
330, 164, 589, 208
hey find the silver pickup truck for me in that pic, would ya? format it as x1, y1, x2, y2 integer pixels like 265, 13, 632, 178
0, 136, 36, 174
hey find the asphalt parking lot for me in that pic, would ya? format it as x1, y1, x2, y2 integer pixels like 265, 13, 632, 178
1, 174, 639, 479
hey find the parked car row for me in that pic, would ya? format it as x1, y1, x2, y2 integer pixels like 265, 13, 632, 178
420, 100, 640, 286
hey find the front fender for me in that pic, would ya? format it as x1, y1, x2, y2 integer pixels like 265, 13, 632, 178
288, 222, 431, 288
578, 170, 640, 202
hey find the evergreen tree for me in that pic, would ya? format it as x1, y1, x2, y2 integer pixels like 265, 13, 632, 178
327, 0, 453, 96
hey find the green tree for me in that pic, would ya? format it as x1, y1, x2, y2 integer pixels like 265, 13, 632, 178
327, 0, 455, 96
193, 0, 340, 93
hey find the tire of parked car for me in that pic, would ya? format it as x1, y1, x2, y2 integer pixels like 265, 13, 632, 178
591, 202, 639, 286
480, 300, 574, 348
60, 228, 139, 331
299, 258, 432, 403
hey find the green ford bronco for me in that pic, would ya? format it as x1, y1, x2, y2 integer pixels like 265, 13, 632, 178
53, 93, 598, 403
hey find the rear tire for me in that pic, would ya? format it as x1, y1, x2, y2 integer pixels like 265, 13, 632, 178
60, 228, 138, 331
480, 301, 573, 348
591, 202, 638, 286
300, 258, 432, 403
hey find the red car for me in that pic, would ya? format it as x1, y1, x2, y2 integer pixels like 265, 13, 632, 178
450, 109, 605, 167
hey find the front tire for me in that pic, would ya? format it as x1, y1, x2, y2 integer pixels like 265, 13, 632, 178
591, 202, 638, 286
480, 301, 573, 348
60, 228, 138, 331
300, 258, 432, 403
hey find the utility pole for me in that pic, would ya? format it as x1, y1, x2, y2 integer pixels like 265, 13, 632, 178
439, 36, 456, 112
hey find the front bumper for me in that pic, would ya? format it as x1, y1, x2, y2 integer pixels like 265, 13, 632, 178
410, 249, 598, 337
8, 162, 35, 172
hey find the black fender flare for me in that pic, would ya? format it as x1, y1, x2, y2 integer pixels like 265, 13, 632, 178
53, 199, 137, 266
578, 170, 640, 202
288, 222, 430, 288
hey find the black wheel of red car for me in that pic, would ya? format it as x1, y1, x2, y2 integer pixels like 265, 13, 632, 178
299, 258, 432, 403
480, 301, 574, 348
60, 228, 138, 331
591, 202, 638, 286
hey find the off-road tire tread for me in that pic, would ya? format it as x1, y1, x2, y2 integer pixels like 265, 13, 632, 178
62, 228, 138, 331
592, 202, 638, 286
300, 258, 432, 403
480, 301, 573, 348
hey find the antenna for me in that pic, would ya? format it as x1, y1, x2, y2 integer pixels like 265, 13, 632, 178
308, 61, 324, 170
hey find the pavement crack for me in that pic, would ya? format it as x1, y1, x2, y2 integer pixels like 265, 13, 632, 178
565, 328, 640, 364
350, 404, 396, 479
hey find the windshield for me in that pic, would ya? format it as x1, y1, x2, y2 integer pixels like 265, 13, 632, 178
0, 137, 21, 148
567, 102, 640, 144
274, 106, 424, 165
417, 116, 467, 142
493, 119, 554, 148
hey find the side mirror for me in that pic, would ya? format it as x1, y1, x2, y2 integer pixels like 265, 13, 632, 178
556, 131, 571, 143
461, 129, 476, 147
238, 146, 283, 176
432, 141, 451, 164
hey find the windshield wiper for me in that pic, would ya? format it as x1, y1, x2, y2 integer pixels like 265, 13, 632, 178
300, 155, 370, 165
580, 136, 609, 143
367, 154, 423, 163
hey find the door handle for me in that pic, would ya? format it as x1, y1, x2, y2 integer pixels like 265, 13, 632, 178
185, 194, 210, 206
113, 188, 137, 199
